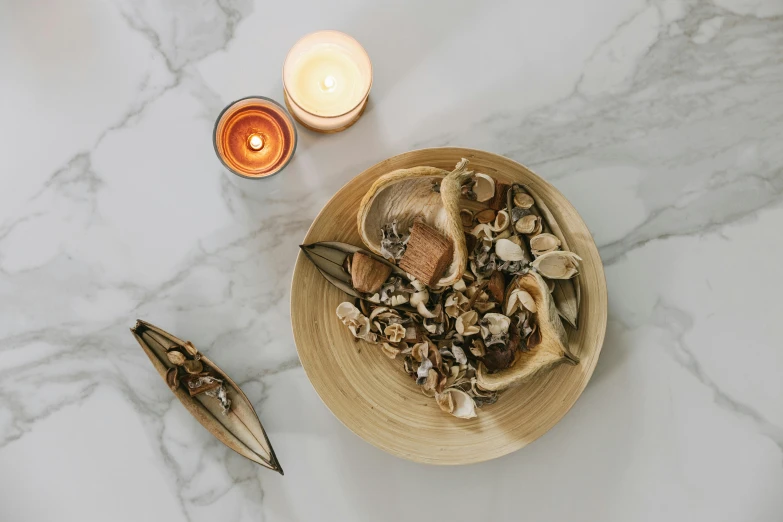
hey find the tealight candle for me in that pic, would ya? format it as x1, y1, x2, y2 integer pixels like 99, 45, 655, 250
283, 31, 372, 133
213, 96, 297, 179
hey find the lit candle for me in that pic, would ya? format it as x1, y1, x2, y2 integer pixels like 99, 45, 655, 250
283, 31, 372, 133
213, 97, 297, 179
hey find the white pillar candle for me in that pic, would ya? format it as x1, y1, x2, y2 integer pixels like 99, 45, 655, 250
283, 31, 372, 133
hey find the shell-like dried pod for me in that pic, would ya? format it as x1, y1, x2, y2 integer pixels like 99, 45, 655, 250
167, 350, 186, 366
436, 388, 477, 419
445, 291, 470, 318
165, 367, 179, 390
472, 173, 496, 202
481, 313, 511, 335
475, 209, 496, 224
532, 251, 582, 279
514, 214, 539, 234
490, 210, 509, 233
183, 341, 199, 356
506, 288, 537, 315
469, 223, 494, 241
530, 233, 561, 257
495, 238, 526, 262
460, 209, 474, 228
409, 290, 429, 307
183, 359, 204, 374
358, 159, 472, 287
513, 193, 535, 209
476, 271, 579, 391
455, 310, 480, 336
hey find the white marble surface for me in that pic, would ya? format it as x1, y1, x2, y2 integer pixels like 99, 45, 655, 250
1, 0, 782, 520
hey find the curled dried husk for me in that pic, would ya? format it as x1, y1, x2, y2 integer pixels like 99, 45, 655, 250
455, 310, 480, 336
384, 323, 406, 343
435, 388, 477, 419
490, 210, 509, 233
381, 343, 401, 359
532, 251, 582, 279
530, 233, 561, 256
167, 351, 186, 365
475, 208, 496, 224
357, 159, 472, 287
445, 291, 470, 318
470, 223, 494, 241
472, 173, 496, 202
476, 271, 579, 391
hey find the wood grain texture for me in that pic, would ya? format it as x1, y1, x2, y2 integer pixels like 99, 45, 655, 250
290, 148, 607, 465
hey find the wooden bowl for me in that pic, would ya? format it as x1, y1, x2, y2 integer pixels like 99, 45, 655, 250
291, 148, 607, 464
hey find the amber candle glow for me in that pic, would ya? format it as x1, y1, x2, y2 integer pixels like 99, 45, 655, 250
283, 31, 372, 133
213, 97, 297, 179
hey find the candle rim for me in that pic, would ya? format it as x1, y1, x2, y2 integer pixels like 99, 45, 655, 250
212, 96, 298, 180
282, 30, 373, 119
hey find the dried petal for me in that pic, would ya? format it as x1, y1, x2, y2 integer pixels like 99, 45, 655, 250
384, 323, 406, 343
495, 239, 526, 262
506, 288, 537, 315
438, 388, 477, 419
451, 344, 468, 365
445, 291, 470, 318
416, 358, 433, 383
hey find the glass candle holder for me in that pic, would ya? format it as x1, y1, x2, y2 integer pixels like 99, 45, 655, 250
283, 31, 372, 133
213, 96, 297, 179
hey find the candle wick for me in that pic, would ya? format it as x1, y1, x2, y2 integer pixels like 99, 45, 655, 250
247, 134, 264, 151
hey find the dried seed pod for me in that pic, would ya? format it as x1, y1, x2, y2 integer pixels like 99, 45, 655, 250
455, 310, 480, 336
532, 251, 582, 279
167, 350, 186, 366
472, 173, 496, 202
165, 367, 179, 390
506, 288, 537, 314
530, 233, 561, 257
513, 192, 535, 209
384, 323, 406, 343
351, 251, 393, 294
460, 209, 474, 228
183, 341, 199, 357
514, 214, 539, 234
490, 210, 509, 233
474, 209, 496, 224
436, 388, 477, 419
495, 238, 526, 262
487, 271, 505, 303
183, 359, 204, 374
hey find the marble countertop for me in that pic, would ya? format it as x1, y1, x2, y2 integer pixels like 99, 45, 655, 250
2, 0, 782, 520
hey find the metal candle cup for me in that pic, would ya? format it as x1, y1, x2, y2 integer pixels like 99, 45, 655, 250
283, 31, 372, 133
213, 96, 297, 179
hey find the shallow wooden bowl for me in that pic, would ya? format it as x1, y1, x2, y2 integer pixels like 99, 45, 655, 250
291, 148, 607, 464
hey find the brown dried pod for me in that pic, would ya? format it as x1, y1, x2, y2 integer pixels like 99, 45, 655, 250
514, 214, 539, 234
165, 367, 179, 391
530, 233, 561, 257
532, 251, 582, 279
167, 350, 186, 366
487, 271, 505, 303
489, 181, 511, 211
351, 251, 393, 294
474, 209, 496, 224
183, 359, 204, 374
